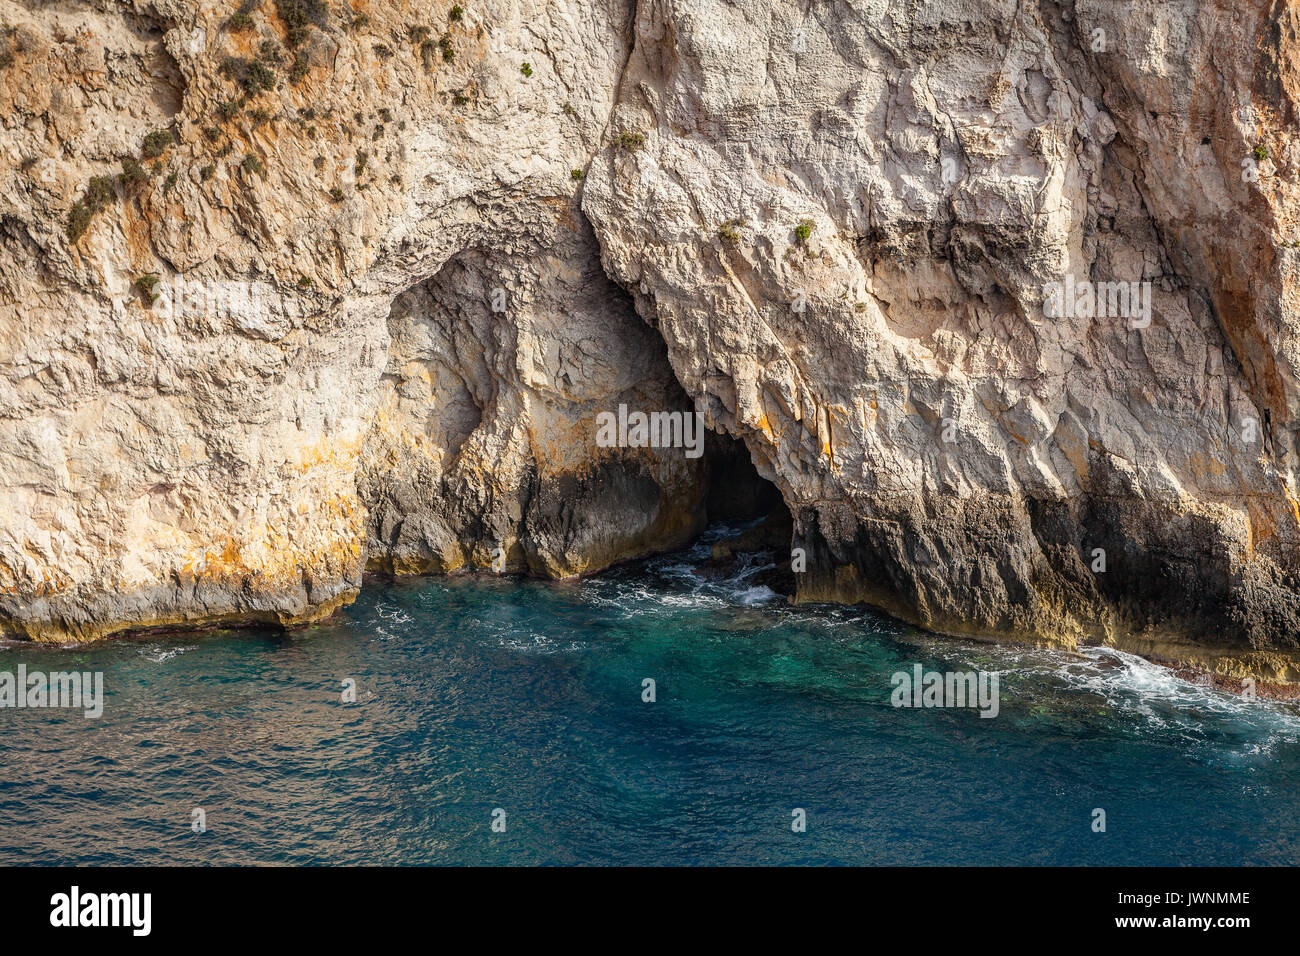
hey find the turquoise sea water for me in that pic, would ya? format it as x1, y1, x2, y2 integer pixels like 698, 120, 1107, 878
2, 526, 1299, 865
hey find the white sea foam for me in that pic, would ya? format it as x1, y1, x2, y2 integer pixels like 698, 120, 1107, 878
139, 645, 194, 664
737, 585, 779, 606
375, 602, 413, 625
389, 522, 1300, 760
495, 633, 585, 654
932, 641, 1300, 756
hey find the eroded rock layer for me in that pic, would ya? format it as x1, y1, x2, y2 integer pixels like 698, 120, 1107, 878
1, 0, 1299, 685
583, 0, 1300, 683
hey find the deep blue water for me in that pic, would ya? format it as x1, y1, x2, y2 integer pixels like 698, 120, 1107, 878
3, 526, 1299, 865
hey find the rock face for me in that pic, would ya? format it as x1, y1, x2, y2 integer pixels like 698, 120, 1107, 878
582, 0, 1300, 683
1, 0, 1299, 684
358, 219, 708, 580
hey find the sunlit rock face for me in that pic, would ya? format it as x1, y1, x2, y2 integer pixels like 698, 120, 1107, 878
3, 0, 1300, 685
581, 0, 1300, 681
0, 0, 666, 641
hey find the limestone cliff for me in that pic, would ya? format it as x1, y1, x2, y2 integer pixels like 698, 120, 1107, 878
2, 0, 1299, 688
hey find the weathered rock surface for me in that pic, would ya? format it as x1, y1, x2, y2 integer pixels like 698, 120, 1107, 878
2, 0, 1299, 686
0, 0, 695, 641
358, 219, 708, 580
584, 0, 1300, 683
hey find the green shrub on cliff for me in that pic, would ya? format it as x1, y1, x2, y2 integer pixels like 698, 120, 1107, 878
258, 39, 285, 66
227, 0, 258, 32
66, 175, 120, 243
134, 274, 161, 306
616, 129, 645, 151
221, 57, 276, 96
118, 157, 150, 194
86, 175, 116, 208
276, 0, 328, 47
246, 60, 277, 93
66, 204, 93, 242
141, 129, 173, 160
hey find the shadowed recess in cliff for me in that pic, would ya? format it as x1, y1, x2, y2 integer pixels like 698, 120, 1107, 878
358, 223, 750, 580
572, 0, 1300, 686
355, 206, 797, 583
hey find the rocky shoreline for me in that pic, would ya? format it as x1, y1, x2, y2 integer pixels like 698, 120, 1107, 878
3, 0, 1300, 689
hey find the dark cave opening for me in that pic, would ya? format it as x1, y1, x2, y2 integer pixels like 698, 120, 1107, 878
702, 430, 784, 524
697, 430, 796, 595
